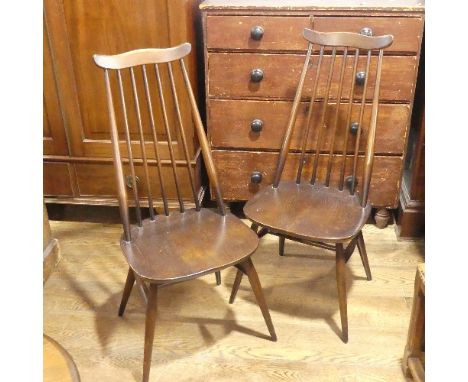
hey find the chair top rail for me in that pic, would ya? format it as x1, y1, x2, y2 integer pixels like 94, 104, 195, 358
303, 29, 393, 50
93, 43, 191, 69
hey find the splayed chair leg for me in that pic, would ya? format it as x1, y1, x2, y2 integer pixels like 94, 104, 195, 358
229, 269, 244, 304
250, 223, 259, 233
336, 243, 348, 343
119, 267, 135, 316
279, 236, 285, 256
142, 284, 158, 382
356, 231, 372, 281
236, 258, 277, 341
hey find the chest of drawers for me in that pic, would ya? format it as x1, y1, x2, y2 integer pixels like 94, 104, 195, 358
201, 0, 424, 220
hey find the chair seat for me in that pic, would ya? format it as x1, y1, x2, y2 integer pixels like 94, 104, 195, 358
244, 181, 372, 243
121, 209, 258, 283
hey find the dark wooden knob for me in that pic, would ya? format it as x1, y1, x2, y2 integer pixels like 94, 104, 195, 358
250, 68, 264, 83
349, 122, 359, 135
360, 27, 373, 36
251, 171, 262, 184
250, 119, 263, 132
356, 71, 366, 86
345, 175, 358, 192
250, 26, 264, 41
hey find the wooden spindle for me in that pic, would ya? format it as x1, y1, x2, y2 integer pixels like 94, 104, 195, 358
310, 47, 337, 185
273, 43, 313, 188
154, 63, 185, 213
117, 70, 142, 226
350, 50, 372, 195
167, 62, 200, 210
130, 67, 155, 220
296, 45, 323, 183
361, 49, 384, 206
104, 70, 131, 241
141, 65, 169, 216
179, 58, 226, 216
339, 49, 360, 190
325, 48, 348, 187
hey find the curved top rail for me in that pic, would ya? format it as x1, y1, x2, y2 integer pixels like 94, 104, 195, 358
93, 42, 192, 69
303, 29, 393, 50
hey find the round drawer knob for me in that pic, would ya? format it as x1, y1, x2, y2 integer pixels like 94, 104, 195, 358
250, 119, 263, 133
250, 26, 264, 41
349, 122, 359, 135
345, 175, 358, 192
355, 71, 366, 86
251, 171, 263, 184
250, 68, 264, 83
360, 27, 373, 36
126, 175, 140, 189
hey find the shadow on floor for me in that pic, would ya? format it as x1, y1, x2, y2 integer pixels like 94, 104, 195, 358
224, 239, 371, 342
53, 259, 276, 381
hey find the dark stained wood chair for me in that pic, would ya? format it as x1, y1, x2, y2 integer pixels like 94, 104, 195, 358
93, 43, 276, 382
231, 29, 394, 343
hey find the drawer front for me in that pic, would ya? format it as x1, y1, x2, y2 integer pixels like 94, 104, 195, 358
44, 162, 74, 196
75, 163, 200, 200
313, 16, 423, 53
208, 53, 417, 101
206, 15, 423, 53
207, 16, 311, 51
212, 150, 402, 207
209, 99, 409, 154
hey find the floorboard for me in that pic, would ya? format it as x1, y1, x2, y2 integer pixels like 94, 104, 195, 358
44, 218, 423, 382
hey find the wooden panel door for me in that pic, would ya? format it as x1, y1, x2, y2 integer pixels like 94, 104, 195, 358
43, 19, 68, 156
44, 0, 200, 160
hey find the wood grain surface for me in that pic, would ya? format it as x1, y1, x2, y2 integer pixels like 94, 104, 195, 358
200, 0, 425, 11
206, 15, 423, 53
208, 53, 417, 101
74, 162, 201, 200
209, 99, 409, 153
44, 162, 74, 197
212, 150, 403, 207
44, 217, 423, 382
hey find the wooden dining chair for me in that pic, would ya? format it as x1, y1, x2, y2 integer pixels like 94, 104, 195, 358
93, 43, 276, 382
231, 29, 394, 343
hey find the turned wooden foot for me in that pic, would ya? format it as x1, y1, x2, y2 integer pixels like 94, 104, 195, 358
375, 208, 391, 229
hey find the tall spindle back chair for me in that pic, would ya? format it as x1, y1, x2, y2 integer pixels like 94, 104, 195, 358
93, 43, 276, 382
239, 29, 394, 343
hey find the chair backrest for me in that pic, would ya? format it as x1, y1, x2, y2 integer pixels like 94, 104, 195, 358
273, 29, 393, 208
93, 43, 226, 241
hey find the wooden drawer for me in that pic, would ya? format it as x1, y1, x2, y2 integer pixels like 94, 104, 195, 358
313, 16, 423, 53
209, 99, 409, 154
208, 53, 418, 101
44, 162, 74, 196
207, 15, 311, 51
75, 162, 201, 201
212, 150, 402, 207
206, 15, 423, 53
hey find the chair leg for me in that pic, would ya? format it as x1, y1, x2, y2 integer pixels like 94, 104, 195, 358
336, 243, 348, 343
250, 223, 259, 233
229, 269, 244, 304
279, 236, 285, 256
357, 231, 372, 281
257, 227, 269, 238
143, 284, 158, 382
215, 271, 221, 286
236, 258, 277, 341
119, 267, 135, 317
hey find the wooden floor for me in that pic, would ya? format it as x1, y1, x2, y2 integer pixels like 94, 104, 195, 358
44, 217, 423, 382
